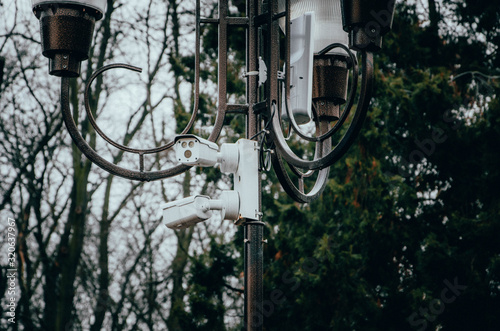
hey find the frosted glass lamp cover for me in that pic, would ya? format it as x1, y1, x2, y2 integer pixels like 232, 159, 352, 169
32, 0, 107, 15
279, 0, 348, 54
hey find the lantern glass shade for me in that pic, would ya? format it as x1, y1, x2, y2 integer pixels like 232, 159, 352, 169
279, 0, 348, 54
32, 0, 107, 16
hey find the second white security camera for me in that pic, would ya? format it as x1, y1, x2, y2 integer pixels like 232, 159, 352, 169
163, 191, 240, 229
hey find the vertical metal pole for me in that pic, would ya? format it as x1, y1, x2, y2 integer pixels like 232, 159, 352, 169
244, 222, 264, 330
244, 0, 264, 330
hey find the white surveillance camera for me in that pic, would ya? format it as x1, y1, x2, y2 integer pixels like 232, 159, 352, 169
163, 195, 212, 229
163, 191, 240, 230
174, 135, 219, 167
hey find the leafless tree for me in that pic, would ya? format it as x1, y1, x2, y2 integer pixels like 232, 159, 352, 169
0, 0, 246, 330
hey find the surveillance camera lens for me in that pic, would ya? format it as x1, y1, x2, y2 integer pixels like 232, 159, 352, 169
189, 141, 195, 148
184, 150, 192, 159
182, 142, 187, 148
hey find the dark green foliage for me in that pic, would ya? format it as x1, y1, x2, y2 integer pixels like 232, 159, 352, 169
179, 2, 500, 330
182, 240, 238, 331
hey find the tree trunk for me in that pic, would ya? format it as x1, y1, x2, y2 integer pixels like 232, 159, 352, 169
90, 176, 113, 331
167, 171, 194, 330
45, 78, 92, 331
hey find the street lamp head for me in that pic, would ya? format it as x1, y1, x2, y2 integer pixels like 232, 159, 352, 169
32, 0, 107, 77
341, 0, 396, 51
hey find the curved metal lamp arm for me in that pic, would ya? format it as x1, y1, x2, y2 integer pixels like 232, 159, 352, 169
58, 0, 229, 182
84, 64, 196, 155
269, 51, 374, 172
83, 0, 205, 156
272, 156, 331, 203
270, 119, 332, 203
269, 51, 374, 202
61, 76, 191, 181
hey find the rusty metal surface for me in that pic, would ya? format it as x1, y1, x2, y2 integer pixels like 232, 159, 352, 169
312, 56, 348, 102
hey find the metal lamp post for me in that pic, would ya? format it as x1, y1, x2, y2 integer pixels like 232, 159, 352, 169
31, 0, 395, 329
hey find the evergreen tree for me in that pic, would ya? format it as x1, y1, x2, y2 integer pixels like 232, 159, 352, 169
259, 1, 500, 330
